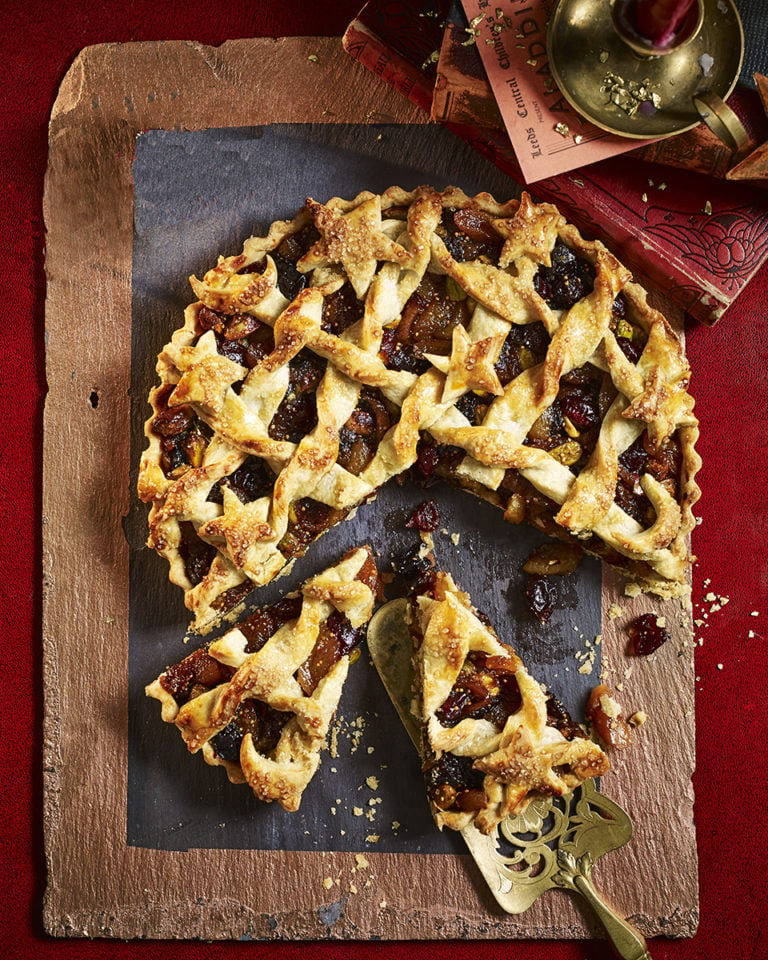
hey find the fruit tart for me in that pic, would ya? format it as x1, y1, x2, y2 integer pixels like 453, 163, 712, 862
145, 546, 378, 811
138, 186, 700, 632
405, 561, 609, 834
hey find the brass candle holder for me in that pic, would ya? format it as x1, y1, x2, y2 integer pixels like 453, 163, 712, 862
546, 0, 747, 148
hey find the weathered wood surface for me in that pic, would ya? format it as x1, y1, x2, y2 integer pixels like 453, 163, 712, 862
42, 36, 697, 940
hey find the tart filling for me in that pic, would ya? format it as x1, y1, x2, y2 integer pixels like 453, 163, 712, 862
138, 186, 700, 631
407, 565, 609, 835
146, 546, 379, 811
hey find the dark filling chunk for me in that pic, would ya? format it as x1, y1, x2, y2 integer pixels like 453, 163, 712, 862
425, 647, 585, 814
379, 273, 472, 374
271, 223, 320, 300
268, 350, 327, 442
435, 651, 523, 728
178, 521, 217, 586
336, 389, 394, 475
151, 390, 212, 479
279, 497, 346, 561
211, 699, 293, 762
321, 281, 364, 336
533, 241, 595, 309
494, 320, 550, 386
207, 455, 277, 505
198, 305, 276, 370
159, 646, 235, 705
439, 207, 504, 263
616, 434, 681, 526
296, 609, 365, 695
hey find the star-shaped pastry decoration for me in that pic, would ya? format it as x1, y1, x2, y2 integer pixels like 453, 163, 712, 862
727, 74, 768, 181
198, 488, 276, 574
426, 323, 506, 406
492, 192, 562, 269
297, 194, 412, 298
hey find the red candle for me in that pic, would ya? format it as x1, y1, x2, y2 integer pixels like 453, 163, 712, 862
629, 0, 698, 47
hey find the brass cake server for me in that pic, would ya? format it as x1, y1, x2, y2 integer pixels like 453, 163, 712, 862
367, 598, 651, 960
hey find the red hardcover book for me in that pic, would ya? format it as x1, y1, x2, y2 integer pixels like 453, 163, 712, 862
343, 0, 768, 324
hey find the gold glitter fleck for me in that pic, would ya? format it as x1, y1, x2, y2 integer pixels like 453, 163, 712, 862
555, 122, 570, 137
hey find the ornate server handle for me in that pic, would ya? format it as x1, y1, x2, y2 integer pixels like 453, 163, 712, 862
554, 850, 651, 960
573, 872, 651, 960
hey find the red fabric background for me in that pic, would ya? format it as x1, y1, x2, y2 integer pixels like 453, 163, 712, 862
2, 2, 765, 958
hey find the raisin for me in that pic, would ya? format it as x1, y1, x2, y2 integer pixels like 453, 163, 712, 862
627, 612, 670, 655
406, 499, 441, 532
456, 391, 489, 425
525, 574, 555, 623
392, 550, 436, 596
210, 456, 276, 505
534, 242, 595, 309
152, 405, 195, 437
272, 251, 308, 301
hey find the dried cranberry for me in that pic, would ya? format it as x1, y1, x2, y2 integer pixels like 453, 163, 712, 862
406, 499, 441, 532
561, 390, 598, 430
619, 436, 648, 477
627, 612, 670, 655
525, 574, 555, 623
617, 336, 642, 363
416, 443, 439, 478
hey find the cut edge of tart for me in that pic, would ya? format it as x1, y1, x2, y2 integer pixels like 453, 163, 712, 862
145, 545, 379, 812
407, 564, 610, 835
137, 186, 700, 633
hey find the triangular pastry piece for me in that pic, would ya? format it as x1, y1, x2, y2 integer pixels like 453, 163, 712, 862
146, 546, 379, 811
406, 564, 609, 835
138, 186, 700, 633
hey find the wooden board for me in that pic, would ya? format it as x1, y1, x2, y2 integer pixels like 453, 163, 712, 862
42, 36, 698, 940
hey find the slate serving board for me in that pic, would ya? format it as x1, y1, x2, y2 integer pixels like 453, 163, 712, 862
42, 36, 698, 940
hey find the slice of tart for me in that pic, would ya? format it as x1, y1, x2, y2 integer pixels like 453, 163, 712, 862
406, 563, 609, 835
138, 186, 700, 632
145, 546, 379, 811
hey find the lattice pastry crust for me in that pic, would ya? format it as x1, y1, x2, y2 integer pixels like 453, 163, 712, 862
409, 569, 609, 834
145, 546, 378, 811
138, 186, 700, 632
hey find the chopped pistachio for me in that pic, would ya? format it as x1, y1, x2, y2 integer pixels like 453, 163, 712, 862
446, 276, 466, 301
519, 346, 537, 369
616, 318, 633, 339
550, 440, 582, 466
